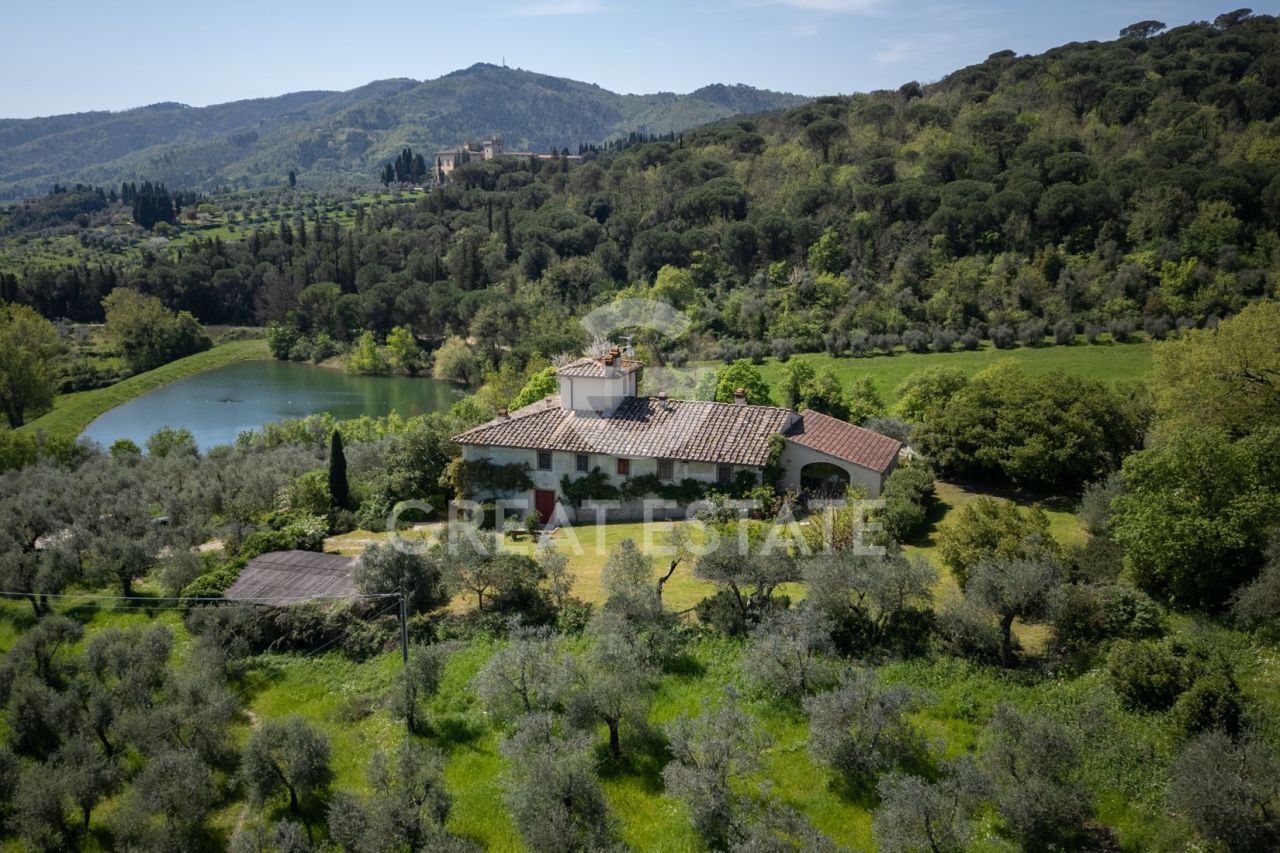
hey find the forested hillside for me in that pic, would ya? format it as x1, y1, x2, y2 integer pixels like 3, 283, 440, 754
0, 65, 806, 199
2, 13, 1276, 369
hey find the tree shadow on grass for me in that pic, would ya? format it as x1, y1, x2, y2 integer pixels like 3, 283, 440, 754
231, 657, 285, 705
942, 476, 1079, 513
662, 652, 706, 677
597, 723, 671, 794
429, 712, 486, 751
827, 772, 880, 810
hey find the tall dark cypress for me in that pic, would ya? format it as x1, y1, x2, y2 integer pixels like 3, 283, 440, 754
329, 430, 349, 511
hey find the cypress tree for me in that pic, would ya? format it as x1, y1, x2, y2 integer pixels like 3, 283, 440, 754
329, 429, 349, 511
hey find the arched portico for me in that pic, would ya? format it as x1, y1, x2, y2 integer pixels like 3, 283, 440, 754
799, 461, 851, 497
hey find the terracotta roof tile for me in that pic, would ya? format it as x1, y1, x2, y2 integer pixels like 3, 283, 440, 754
555, 356, 643, 378
785, 410, 902, 473
453, 397, 794, 467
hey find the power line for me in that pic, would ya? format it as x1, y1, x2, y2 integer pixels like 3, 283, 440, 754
0, 588, 399, 605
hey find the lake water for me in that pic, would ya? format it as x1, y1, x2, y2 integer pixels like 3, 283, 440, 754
82, 360, 466, 450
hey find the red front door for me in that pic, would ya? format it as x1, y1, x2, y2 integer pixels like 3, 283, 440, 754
534, 489, 556, 525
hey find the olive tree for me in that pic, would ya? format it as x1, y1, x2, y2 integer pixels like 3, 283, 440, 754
982, 705, 1091, 849
116, 749, 217, 849
1167, 729, 1280, 851
53, 735, 118, 830
0, 464, 79, 616
327, 740, 472, 853
242, 716, 334, 815
499, 713, 617, 852
966, 558, 1063, 667
11, 762, 73, 850
804, 668, 923, 789
473, 623, 570, 721
744, 605, 837, 702
230, 820, 315, 853
662, 691, 767, 849
872, 758, 989, 853
802, 551, 936, 656
354, 541, 448, 615
566, 612, 656, 759
391, 643, 451, 735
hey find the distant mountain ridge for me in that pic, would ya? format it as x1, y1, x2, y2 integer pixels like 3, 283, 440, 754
0, 65, 808, 198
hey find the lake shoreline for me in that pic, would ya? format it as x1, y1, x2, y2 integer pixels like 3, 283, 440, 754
18, 338, 271, 444
77, 357, 465, 451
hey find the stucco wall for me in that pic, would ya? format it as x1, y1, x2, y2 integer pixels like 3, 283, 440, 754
777, 439, 894, 498
460, 444, 752, 521
558, 372, 637, 415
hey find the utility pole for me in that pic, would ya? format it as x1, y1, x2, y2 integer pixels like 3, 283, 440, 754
398, 593, 409, 665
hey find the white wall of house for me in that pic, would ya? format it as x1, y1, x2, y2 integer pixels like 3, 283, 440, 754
459, 444, 753, 521
778, 439, 894, 498
557, 372, 638, 415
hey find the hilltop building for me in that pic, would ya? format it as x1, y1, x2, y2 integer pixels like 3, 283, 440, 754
452, 348, 902, 521
434, 136, 582, 181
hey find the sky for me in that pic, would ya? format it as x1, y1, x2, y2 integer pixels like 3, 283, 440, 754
0, 0, 1272, 118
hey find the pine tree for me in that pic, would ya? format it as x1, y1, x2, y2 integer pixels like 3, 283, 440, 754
329, 430, 349, 511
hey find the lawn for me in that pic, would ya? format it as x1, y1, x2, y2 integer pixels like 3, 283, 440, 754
18, 338, 269, 443
752, 339, 1154, 404
327, 478, 1087, 627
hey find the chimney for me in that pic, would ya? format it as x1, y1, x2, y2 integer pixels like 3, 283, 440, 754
657, 390, 670, 410
496, 407, 509, 420
733, 387, 747, 406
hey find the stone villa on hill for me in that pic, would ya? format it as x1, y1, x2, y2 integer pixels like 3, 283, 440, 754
451, 348, 902, 521
435, 135, 583, 181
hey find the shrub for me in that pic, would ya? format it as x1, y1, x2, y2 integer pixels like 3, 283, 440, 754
877, 460, 936, 542
936, 598, 1003, 664
1106, 640, 1185, 711
180, 557, 248, 600
1172, 667, 1244, 738
1016, 319, 1046, 346
1052, 319, 1076, 345
990, 325, 1015, 349
902, 329, 929, 353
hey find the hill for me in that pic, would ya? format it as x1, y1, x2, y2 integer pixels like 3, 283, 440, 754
0, 65, 807, 199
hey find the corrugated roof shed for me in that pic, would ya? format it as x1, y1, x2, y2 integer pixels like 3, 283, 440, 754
223, 550, 358, 603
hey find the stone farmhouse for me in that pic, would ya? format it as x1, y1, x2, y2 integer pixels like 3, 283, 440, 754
434, 136, 583, 182
451, 348, 902, 522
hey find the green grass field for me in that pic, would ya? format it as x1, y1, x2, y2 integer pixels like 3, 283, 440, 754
5, 479, 1278, 851
18, 338, 269, 443
753, 340, 1155, 404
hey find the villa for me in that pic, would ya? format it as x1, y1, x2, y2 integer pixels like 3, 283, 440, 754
451, 348, 902, 521
435, 135, 583, 182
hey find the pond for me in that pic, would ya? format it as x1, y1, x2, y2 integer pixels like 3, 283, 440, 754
82, 359, 467, 450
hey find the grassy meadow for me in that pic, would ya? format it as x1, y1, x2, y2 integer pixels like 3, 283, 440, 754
751, 338, 1155, 405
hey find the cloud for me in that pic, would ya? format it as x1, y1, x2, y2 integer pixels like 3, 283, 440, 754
506, 0, 604, 15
